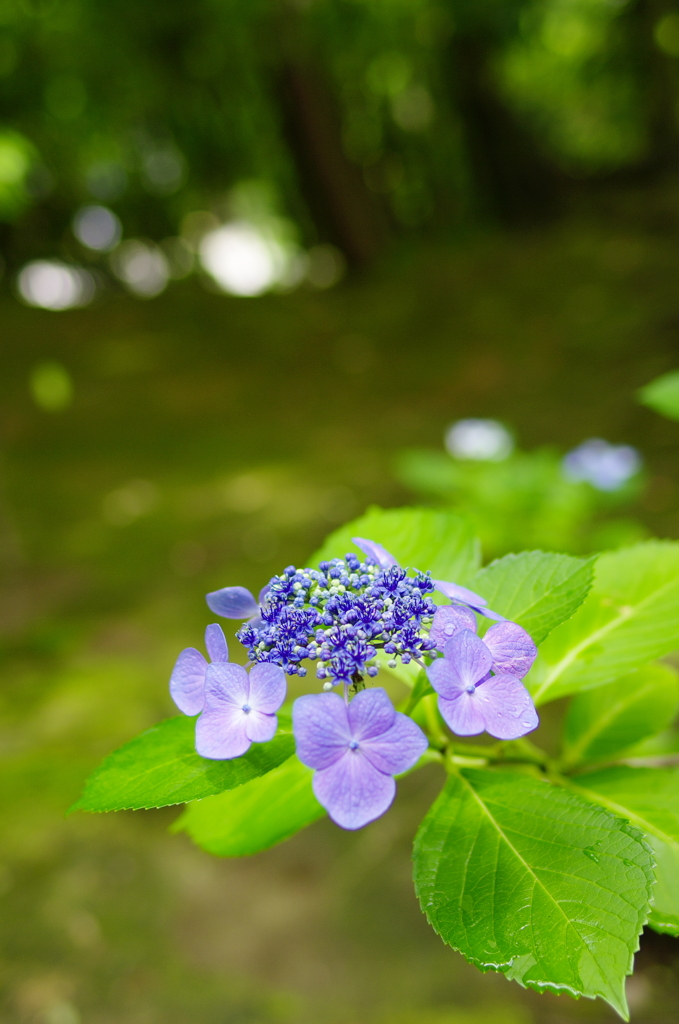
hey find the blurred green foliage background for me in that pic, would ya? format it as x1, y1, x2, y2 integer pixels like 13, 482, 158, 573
4, 1, 679, 1023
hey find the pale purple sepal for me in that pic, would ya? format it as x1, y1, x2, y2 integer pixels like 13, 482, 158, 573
440, 630, 493, 690
433, 580, 504, 620
483, 621, 537, 679
312, 753, 396, 831
196, 661, 286, 760
248, 662, 289, 714
352, 537, 399, 569
205, 623, 229, 663
429, 605, 477, 651
170, 648, 207, 716
472, 674, 539, 739
433, 579, 488, 607
206, 585, 259, 619
293, 688, 428, 830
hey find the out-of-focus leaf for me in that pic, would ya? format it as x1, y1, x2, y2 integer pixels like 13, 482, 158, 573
70, 715, 295, 812
569, 766, 679, 936
310, 506, 480, 584
526, 542, 679, 705
638, 370, 679, 422
562, 663, 679, 768
469, 550, 595, 644
172, 754, 324, 856
413, 768, 653, 1019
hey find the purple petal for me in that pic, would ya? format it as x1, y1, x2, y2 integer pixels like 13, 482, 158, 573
442, 629, 493, 687
248, 662, 286, 714
434, 579, 488, 607
429, 605, 477, 651
205, 623, 229, 663
438, 692, 488, 736
346, 687, 395, 741
312, 750, 396, 830
244, 709, 278, 743
170, 648, 207, 716
258, 583, 271, 603
475, 605, 506, 622
428, 656, 468, 700
206, 586, 259, 619
293, 692, 351, 770
475, 674, 539, 740
195, 706, 251, 759
360, 712, 428, 775
204, 662, 250, 710
483, 621, 537, 679
352, 537, 399, 569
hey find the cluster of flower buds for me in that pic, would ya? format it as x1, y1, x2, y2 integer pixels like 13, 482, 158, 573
237, 556, 438, 686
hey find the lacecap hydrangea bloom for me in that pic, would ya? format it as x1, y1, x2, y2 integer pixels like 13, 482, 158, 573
169, 538, 539, 829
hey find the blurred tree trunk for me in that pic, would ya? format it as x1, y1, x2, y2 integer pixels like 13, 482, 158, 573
445, 35, 561, 225
278, 60, 387, 267
622, 0, 679, 172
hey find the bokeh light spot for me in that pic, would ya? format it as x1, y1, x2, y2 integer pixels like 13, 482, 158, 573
110, 241, 169, 298
445, 419, 514, 461
199, 222, 283, 296
73, 205, 121, 252
29, 362, 73, 412
655, 14, 679, 57
18, 261, 95, 310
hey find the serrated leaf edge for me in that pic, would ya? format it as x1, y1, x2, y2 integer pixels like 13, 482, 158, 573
472, 550, 596, 644
415, 771, 654, 1020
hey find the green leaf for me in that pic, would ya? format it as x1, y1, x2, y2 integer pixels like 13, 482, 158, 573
562, 663, 679, 769
70, 715, 295, 812
638, 370, 679, 422
646, 836, 679, 935
525, 542, 679, 705
310, 506, 480, 584
568, 766, 679, 936
469, 551, 595, 645
172, 754, 325, 856
413, 768, 653, 1018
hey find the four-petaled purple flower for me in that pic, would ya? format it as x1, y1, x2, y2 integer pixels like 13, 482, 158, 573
196, 660, 286, 760
293, 687, 428, 829
428, 624, 538, 740
169, 621, 286, 760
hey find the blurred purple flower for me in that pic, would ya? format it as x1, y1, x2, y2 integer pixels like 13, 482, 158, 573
293, 687, 428, 829
562, 438, 641, 492
170, 622, 230, 715
428, 628, 538, 740
196, 661, 286, 760
352, 537, 503, 620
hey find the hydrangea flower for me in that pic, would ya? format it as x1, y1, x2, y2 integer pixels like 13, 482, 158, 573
195, 660, 286, 760
170, 622, 230, 715
428, 626, 538, 740
204, 536, 502, 689
169, 621, 286, 760
293, 687, 428, 829
562, 438, 641, 492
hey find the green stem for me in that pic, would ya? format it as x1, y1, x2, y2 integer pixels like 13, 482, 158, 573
422, 694, 449, 749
